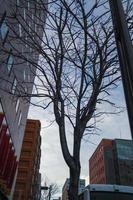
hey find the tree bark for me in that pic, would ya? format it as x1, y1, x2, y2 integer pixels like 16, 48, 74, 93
68, 164, 80, 200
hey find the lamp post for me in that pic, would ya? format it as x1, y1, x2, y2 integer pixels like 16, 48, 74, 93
109, 0, 133, 139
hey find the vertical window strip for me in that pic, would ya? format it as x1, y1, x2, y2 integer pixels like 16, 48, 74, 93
18, 112, 22, 127
23, 70, 26, 81
12, 78, 17, 94
28, 22, 31, 33
28, 1, 30, 11
15, 98, 20, 113
24, 8, 26, 20
19, 23, 22, 37
7, 53, 13, 74
0, 13, 8, 42
16, 0, 20, 6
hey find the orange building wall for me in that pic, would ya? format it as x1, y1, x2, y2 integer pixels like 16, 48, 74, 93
13, 119, 41, 200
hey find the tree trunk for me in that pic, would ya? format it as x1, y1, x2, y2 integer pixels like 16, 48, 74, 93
68, 164, 80, 200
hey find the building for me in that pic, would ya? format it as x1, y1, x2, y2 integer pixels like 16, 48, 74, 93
0, 110, 18, 199
0, 0, 47, 198
89, 139, 115, 184
89, 139, 133, 186
78, 184, 133, 200
62, 178, 85, 200
113, 139, 133, 186
13, 119, 41, 200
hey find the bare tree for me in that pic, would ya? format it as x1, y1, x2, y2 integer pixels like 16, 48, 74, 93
1, 0, 133, 199
41, 182, 60, 200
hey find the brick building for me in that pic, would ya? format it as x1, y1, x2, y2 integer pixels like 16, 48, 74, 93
13, 119, 41, 200
89, 139, 115, 184
89, 138, 133, 186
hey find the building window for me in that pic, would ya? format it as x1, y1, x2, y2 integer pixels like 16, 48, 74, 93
30, 47, 32, 53
12, 78, 17, 94
25, 35, 28, 48
21, 45, 24, 54
18, 111, 22, 126
19, 23, 22, 37
28, 74, 30, 82
35, 24, 37, 33
32, 14, 34, 21
24, 86, 28, 93
0, 13, 8, 42
28, 1, 30, 10
28, 22, 31, 33
24, 8, 26, 20
23, 70, 26, 80
15, 98, 20, 113
6, 53, 13, 74
16, 0, 20, 6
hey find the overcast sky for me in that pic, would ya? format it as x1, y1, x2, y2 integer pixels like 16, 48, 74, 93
27, 0, 132, 198
28, 82, 131, 197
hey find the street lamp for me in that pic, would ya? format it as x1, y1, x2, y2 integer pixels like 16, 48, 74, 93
109, 0, 133, 139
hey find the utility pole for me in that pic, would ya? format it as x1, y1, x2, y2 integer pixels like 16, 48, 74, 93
109, 0, 133, 139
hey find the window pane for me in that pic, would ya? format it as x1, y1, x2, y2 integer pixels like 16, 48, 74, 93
12, 78, 17, 94
23, 70, 26, 80
16, 0, 19, 6
24, 8, 26, 20
19, 24, 22, 37
0, 19, 8, 40
28, 74, 30, 82
18, 112, 22, 126
15, 98, 20, 113
28, 1, 30, 10
7, 54, 13, 73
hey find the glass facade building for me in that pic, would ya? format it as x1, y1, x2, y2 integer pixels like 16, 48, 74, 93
0, 0, 47, 199
114, 139, 133, 186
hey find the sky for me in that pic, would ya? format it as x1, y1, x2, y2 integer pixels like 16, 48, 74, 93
28, 82, 131, 197
28, 0, 133, 198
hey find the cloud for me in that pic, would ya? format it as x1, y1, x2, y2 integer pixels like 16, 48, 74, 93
28, 83, 131, 195
28, 107, 69, 187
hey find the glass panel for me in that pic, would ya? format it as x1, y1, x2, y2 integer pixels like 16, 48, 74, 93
24, 86, 28, 93
15, 98, 20, 113
28, 74, 30, 82
0, 19, 8, 40
28, 1, 30, 10
18, 112, 22, 126
7, 54, 13, 73
25, 35, 28, 48
24, 8, 26, 20
16, 0, 19, 6
116, 140, 133, 160
12, 78, 17, 94
23, 70, 26, 80
28, 22, 31, 33
19, 23, 22, 37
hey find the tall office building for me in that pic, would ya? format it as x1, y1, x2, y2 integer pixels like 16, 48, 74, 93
89, 139, 133, 186
0, 0, 47, 199
62, 178, 85, 200
13, 119, 41, 200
